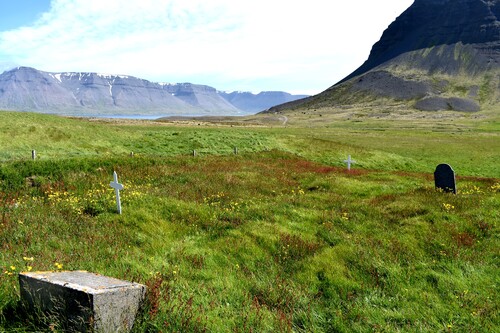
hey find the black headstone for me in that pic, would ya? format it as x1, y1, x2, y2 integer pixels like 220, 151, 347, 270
434, 164, 456, 194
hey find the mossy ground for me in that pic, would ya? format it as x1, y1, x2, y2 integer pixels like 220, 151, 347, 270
0, 111, 498, 332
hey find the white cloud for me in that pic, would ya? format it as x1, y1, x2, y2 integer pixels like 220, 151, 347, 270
0, 0, 414, 94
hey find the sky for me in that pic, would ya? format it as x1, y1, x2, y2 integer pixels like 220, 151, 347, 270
0, 0, 414, 95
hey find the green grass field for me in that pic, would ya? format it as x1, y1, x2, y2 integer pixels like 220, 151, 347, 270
1, 111, 499, 177
0, 111, 498, 332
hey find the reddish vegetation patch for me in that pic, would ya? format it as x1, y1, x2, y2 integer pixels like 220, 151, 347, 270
185, 254, 205, 269
423, 174, 435, 182
457, 175, 497, 185
453, 232, 476, 248
276, 233, 321, 265
477, 220, 493, 236
284, 160, 328, 173
369, 194, 398, 206
395, 171, 428, 178
202, 159, 244, 173
282, 159, 369, 175
343, 168, 369, 176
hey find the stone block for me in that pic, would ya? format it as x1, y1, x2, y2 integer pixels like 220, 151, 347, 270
19, 271, 146, 332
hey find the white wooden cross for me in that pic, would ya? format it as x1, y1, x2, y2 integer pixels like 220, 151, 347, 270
110, 171, 124, 214
343, 155, 356, 171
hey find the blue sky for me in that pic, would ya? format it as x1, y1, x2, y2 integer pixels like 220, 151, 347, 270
0, 0, 414, 94
0, 0, 51, 31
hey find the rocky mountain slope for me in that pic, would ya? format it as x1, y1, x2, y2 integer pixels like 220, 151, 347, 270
268, 0, 500, 114
0, 67, 307, 116
219, 91, 309, 113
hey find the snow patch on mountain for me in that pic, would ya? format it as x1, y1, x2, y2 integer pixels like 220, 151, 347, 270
0, 67, 309, 116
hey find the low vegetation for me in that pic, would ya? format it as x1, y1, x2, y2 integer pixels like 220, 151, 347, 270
0, 111, 498, 332
0, 111, 499, 177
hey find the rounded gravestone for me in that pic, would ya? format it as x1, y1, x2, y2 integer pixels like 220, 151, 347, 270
434, 164, 456, 194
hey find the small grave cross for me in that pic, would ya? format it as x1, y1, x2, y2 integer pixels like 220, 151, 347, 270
343, 155, 356, 171
110, 171, 124, 214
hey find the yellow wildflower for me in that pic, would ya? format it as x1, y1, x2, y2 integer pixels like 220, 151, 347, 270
442, 203, 455, 211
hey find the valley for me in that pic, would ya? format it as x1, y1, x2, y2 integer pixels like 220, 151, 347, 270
0, 0, 498, 331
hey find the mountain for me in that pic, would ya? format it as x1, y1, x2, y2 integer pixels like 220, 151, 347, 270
218, 91, 309, 113
0, 67, 239, 116
0, 67, 307, 116
267, 0, 500, 114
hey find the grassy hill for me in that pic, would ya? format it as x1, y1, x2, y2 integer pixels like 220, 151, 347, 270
266, 60, 499, 115
0, 111, 498, 332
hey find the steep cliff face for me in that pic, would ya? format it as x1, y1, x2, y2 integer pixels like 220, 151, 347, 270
342, 0, 500, 82
164, 83, 240, 113
0, 67, 77, 110
0, 67, 234, 115
268, 0, 499, 113
60, 73, 189, 110
0, 67, 307, 116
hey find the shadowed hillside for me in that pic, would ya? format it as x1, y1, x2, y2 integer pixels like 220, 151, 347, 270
342, 0, 499, 82
267, 0, 500, 114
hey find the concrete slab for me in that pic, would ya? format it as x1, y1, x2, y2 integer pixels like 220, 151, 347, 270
19, 271, 146, 332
